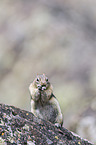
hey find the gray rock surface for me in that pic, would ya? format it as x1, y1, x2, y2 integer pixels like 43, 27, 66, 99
0, 103, 93, 145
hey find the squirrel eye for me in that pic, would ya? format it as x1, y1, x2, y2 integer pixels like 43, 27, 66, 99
37, 78, 39, 81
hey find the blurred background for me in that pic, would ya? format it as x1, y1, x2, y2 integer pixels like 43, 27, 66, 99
0, 0, 96, 143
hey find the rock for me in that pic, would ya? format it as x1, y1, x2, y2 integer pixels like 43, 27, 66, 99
0, 104, 93, 145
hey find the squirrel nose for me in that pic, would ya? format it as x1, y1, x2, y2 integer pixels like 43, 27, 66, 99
41, 84, 46, 90
38, 84, 46, 90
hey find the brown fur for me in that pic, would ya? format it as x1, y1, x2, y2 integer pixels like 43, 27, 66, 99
29, 74, 63, 127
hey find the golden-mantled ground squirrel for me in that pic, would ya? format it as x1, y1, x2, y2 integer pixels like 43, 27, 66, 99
29, 74, 63, 127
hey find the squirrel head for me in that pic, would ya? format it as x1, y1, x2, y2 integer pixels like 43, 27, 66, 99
34, 74, 50, 91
